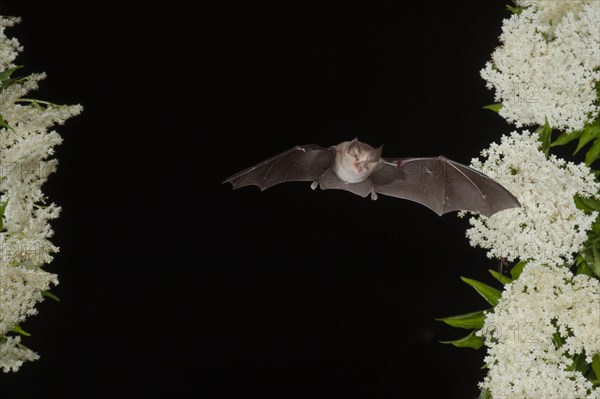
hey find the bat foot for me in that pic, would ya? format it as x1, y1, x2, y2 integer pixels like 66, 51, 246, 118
370, 192, 378, 201
311, 181, 318, 190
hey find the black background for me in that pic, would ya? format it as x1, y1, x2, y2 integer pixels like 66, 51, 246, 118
0, 2, 513, 398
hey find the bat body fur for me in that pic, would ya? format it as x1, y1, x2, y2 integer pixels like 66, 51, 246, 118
223, 138, 520, 217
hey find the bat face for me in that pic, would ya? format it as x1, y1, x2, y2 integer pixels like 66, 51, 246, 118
333, 138, 384, 183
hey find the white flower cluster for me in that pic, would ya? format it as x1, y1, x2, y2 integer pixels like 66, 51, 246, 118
0, 16, 81, 372
464, 131, 599, 266
479, 262, 600, 398
481, 1, 600, 131
515, 0, 593, 38
0, 17, 21, 72
0, 336, 39, 373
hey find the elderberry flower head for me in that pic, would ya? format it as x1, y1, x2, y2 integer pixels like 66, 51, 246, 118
464, 131, 599, 266
481, 2, 600, 131
478, 262, 600, 398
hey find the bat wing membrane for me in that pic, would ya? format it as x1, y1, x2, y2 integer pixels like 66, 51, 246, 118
223, 145, 333, 190
371, 157, 520, 217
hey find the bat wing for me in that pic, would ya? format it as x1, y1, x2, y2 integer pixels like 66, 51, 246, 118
370, 156, 520, 217
223, 144, 333, 190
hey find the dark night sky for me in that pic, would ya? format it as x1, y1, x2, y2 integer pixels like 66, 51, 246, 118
0, 2, 514, 398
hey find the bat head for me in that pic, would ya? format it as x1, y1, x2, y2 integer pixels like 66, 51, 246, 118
334, 138, 385, 183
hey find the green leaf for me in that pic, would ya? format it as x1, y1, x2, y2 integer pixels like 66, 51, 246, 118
575, 195, 600, 212
0, 65, 23, 82
575, 195, 595, 212
553, 332, 564, 348
510, 261, 526, 279
586, 138, 600, 166
579, 247, 600, 278
12, 324, 31, 337
535, 119, 553, 156
576, 261, 594, 277
478, 388, 492, 399
0, 201, 7, 231
592, 353, 600, 380
551, 130, 582, 147
575, 122, 600, 154
440, 331, 484, 350
0, 113, 15, 132
505, 4, 528, 15
483, 103, 502, 112
436, 310, 486, 329
488, 269, 512, 285
42, 290, 60, 302
567, 353, 590, 374
592, 220, 600, 235
591, 244, 600, 277
0, 66, 25, 93
460, 277, 502, 306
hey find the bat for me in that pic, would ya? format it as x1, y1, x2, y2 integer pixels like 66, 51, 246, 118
223, 138, 520, 217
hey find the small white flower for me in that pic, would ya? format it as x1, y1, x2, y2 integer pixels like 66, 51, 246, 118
479, 262, 600, 398
481, 2, 600, 131
463, 131, 599, 266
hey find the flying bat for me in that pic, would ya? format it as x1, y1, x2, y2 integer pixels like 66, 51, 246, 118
223, 138, 520, 217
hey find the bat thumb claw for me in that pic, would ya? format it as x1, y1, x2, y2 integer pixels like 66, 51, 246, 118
311, 181, 318, 190
370, 192, 378, 201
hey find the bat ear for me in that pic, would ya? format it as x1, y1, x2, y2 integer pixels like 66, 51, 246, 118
373, 145, 383, 159
348, 138, 361, 154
